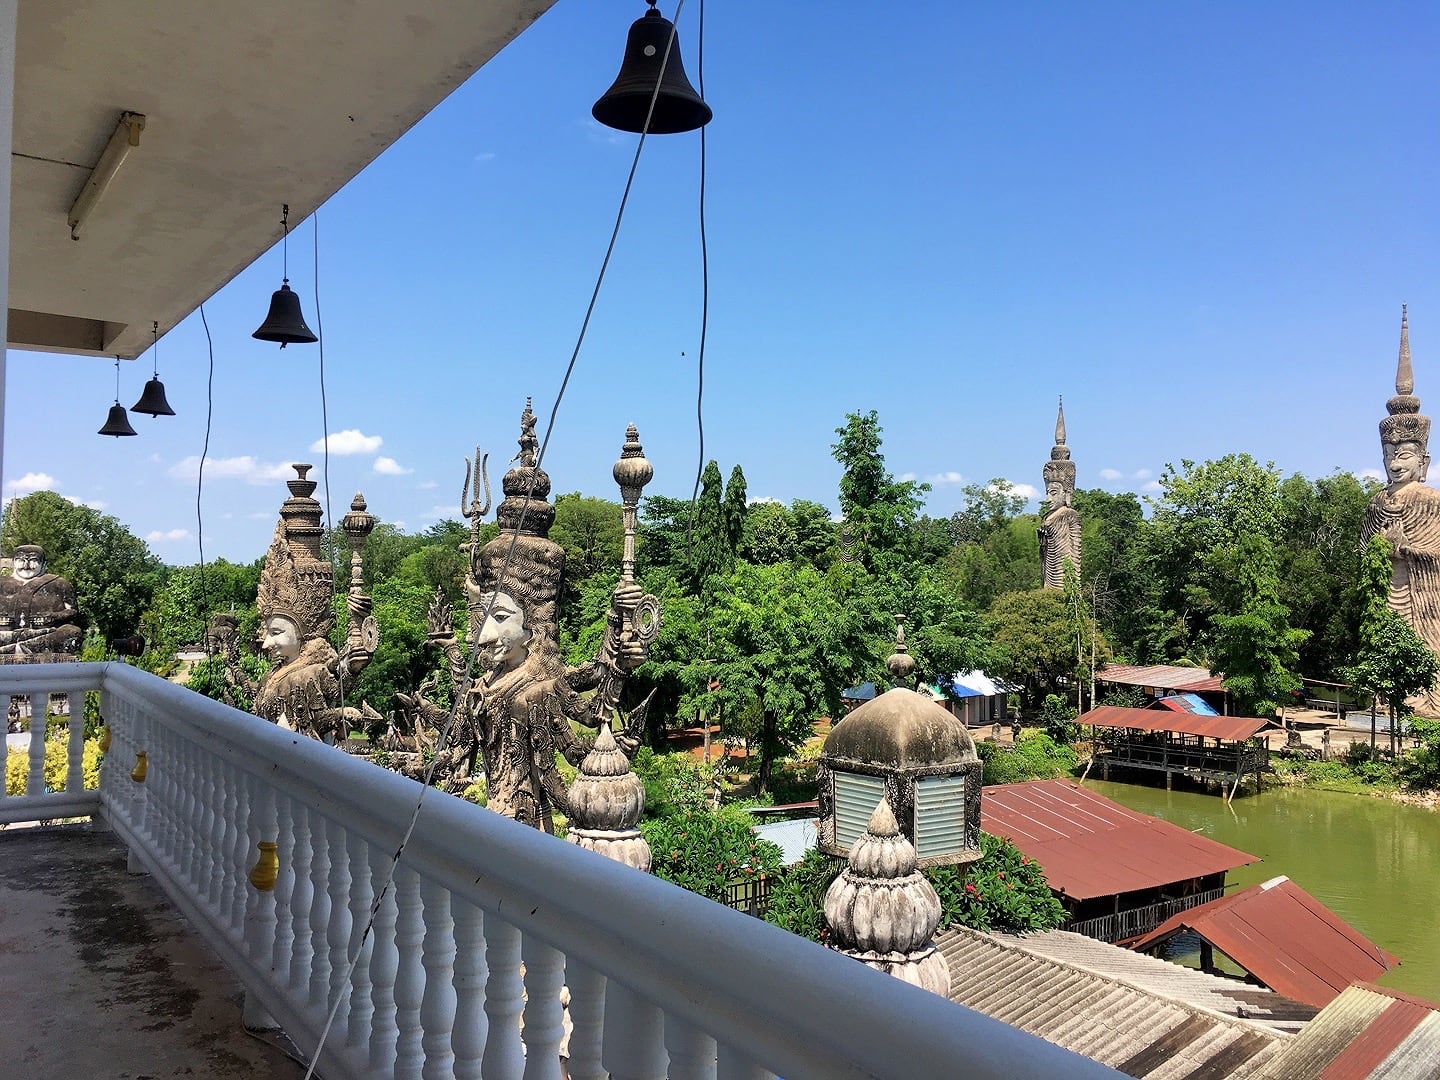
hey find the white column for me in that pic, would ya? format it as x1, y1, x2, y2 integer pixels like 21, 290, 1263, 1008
0, 0, 15, 490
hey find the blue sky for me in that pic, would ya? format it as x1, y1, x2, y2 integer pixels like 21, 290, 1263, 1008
6, 1, 1439, 563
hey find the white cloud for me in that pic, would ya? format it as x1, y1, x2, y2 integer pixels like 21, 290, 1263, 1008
64, 496, 107, 511
1356, 467, 1384, 482
423, 504, 454, 520
418, 480, 438, 490
1098, 468, 1123, 481
1008, 482, 1041, 500
474, 151, 496, 163
897, 471, 918, 483
748, 496, 784, 506
5, 472, 55, 495
924, 471, 967, 486
147, 528, 191, 542
373, 456, 413, 476
1133, 468, 1153, 480
169, 456, 293, 485
391, 521, 407, 531
1143, 480, 1163, 493
248, 511, 273, 520
310, 429, 383, 456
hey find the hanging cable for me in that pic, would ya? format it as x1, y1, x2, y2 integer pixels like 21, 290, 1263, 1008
688, 0, 710, 511
300, 5, 693, 1074
311, 210, 343, 710
196, 305, 216, 650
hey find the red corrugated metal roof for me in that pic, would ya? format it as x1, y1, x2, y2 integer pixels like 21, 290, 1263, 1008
1131, 877, 1400, 1010
1080, 705, 1272, 741
1098, 663, 1225, 692
1320, 993, 1432, 1079
980, 779, 1258, 901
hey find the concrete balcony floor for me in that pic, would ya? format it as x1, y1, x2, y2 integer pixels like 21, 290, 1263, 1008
0, 823, 305, 1079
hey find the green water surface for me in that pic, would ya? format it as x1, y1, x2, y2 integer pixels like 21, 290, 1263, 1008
1082, 779, 1440, 1002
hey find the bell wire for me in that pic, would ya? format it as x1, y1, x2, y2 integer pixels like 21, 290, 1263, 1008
196, 304, 216, 652
300, 3, 695, 1074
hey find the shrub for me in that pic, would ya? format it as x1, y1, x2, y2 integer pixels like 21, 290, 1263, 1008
631, 748, 711, 819
1037, 693, 1078, 743
764, 848, 845, 942
6, 737, 103, 796
641, 805, 783, 903
978, 732, 1078, 785
928, 833, 1067, 934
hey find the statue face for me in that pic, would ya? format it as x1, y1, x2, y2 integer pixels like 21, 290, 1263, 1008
261, 615, 302, 665
1383, 440, 1430, 488
475, 591, 530, 674
13, 549, 44, 581
1045, 481, 1071, 509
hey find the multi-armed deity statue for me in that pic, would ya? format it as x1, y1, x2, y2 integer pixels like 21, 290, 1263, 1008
1037, 397, 1082, 590
405, 401, 660, 848
0, 546, 82, 659
1362, 307, 1440, 716
223, 465, 380, 742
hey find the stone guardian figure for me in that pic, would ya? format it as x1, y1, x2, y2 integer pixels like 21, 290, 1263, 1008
1038, 397, 1082, 590
0, 545, 82, 659
1361, 307, 1440, 717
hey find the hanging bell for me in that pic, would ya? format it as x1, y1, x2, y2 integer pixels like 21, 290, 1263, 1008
99, 403, 138, 437
592, 4, 712, 135
131, 377, 175, 417
252, 281, 318, 347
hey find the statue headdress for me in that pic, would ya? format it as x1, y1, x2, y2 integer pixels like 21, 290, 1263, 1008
256, 465, 334, 640
471, 399, 565, 634
1041, 396, 1076, 489
1380, 306, 1429, 448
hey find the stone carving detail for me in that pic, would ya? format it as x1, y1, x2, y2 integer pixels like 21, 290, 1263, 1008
0, 546, 81, 660
1362, 307, 1440, 716
404, 401, 660, 836
224, 465, 379, 741
823, 796, 950, 996
1038, 396, 1082, 590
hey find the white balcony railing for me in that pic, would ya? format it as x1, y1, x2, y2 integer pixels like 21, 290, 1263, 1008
2, 661, 1118, 1079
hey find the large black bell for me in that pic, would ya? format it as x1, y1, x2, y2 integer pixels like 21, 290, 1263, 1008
131, 377, 175, 417
99, 403, 137, 437
592, 5, 712, 135
253, 281, 318, 347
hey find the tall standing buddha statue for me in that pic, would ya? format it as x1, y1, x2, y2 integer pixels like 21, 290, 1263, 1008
1361, 307, 1440, 717
1038, 397, 1082, 590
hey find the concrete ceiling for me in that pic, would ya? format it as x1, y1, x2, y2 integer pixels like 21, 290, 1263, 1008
10, 0, 557, 359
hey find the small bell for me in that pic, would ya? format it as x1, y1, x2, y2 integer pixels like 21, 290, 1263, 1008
592, 2, 712, 135
131, 377, 175, 417
99, 403, 137, 437
253, 281, 318, 347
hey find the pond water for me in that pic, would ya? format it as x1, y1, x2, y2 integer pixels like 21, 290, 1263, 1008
1083, 778, 1440, 1002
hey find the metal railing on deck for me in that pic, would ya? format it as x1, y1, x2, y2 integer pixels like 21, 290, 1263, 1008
1064, 888, 1227, 944
1, 662, 1118, 1079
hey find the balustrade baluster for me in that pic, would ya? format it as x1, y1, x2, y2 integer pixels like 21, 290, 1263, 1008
392, 864, 426, 1079
225, 763, 249, 933
324, 818, 354, 1045
245, 784, 279, 964
344, 833, 375, 1052
197, 750, 220, 913
26, 691, 45, 798
64, 693, 84, 796
271, 793, 297, 985
309, 812, 334, 1008
602, 985, 667, 1080
368, 861, 401, 1072
149, 725, 171, 864
419, 878, 457, 1079
450, 898, 488, 1080
481, 917, 525, 1080
521, 936, 565, 1080
288, 801, 315, 995
665, 1015, 717, 1080
564, 961, 606, 1080
178, 733, 200, 884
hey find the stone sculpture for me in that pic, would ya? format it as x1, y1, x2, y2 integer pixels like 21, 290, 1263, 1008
0, 545, 82, 658
1038, 397, 1082, 590
404, 401, 660, 836
1362, 307, 1440, 716
223, 465, 379, 742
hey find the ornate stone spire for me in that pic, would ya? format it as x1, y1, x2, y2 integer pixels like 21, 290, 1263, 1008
823, 796, 950, 996
566, 723, 651, 871
1042, 396, 1075, 488
1382, 305, 1429, 447
886, 614, 916, 689
256, 464, 335, 639
1055, 395, 1067, 447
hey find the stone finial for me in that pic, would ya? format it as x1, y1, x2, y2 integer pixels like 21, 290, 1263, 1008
1381, 305, 1429, 447
566, 723, 652, 871
823, 796, 949, 996
1055, 395, 1067, 447
886, 614, 916, 688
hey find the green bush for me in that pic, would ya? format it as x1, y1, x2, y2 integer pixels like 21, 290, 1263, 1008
1037, 693, 1078, 743
630, 748, 711, 819
978, 732, 1078, 785
764, 848, 844, 942
6, 737, 103, 795
928, 833, 1067, 934
641, 805, 783, 903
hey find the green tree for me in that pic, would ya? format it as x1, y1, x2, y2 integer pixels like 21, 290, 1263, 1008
1209, 535, 1310, 718
831, 411, 928, 573
723, 465, 748, 557
2, 490, 163, 641
985, 588, 1104, 710
739, 501, 797, 565
550, 493, 623, 583
951, 479, 1027, 545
